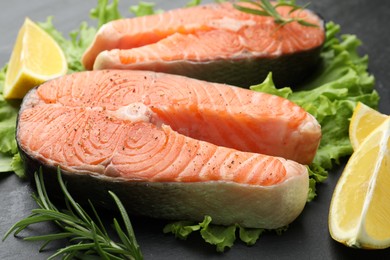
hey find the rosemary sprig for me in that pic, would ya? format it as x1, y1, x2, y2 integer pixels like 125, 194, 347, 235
233, 0, 318, 27
2, 168, 143, 260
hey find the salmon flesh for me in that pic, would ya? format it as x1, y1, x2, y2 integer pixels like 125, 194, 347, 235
17, 70, 321, 228
82, 2, 325, 87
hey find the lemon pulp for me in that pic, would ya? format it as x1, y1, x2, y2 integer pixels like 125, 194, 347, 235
349, 102, 388, 150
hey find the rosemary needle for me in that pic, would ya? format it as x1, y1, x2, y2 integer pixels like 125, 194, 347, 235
233, 0, 319, 28
2, 168, 143, 260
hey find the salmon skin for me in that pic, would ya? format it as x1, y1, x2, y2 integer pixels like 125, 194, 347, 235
17, 70, 321, 228
82, 2, 325, 87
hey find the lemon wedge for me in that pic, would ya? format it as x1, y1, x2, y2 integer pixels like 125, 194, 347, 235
349, 102, 388, 150
3, 18, 67, 99
329, 117, 390, 249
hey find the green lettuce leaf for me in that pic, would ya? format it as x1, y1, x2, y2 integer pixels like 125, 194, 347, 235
130, 1, 163, 17
0, 65, 20, 174
90, 0, 122, 27
0, 114, 17, 154
164, 216, 237, 252
250, 72, 292, 98
164, 215, 286, 252
11, 153, 25, 178
238, 226, 265, 246
186, 0, 203, 7
198, 216, 237, 252
187, 0, 225, 5
0, 157, 13, 172
0, 64, 6, 93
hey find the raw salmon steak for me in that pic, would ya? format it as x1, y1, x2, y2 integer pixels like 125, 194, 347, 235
82, 2, 325, 87
17, 70, 321, 228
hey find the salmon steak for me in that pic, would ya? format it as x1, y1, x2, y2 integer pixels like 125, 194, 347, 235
17, 70, 321, 228
82, 2, 325, 87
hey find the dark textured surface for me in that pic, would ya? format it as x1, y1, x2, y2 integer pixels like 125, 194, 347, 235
1, 1, 390, 259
